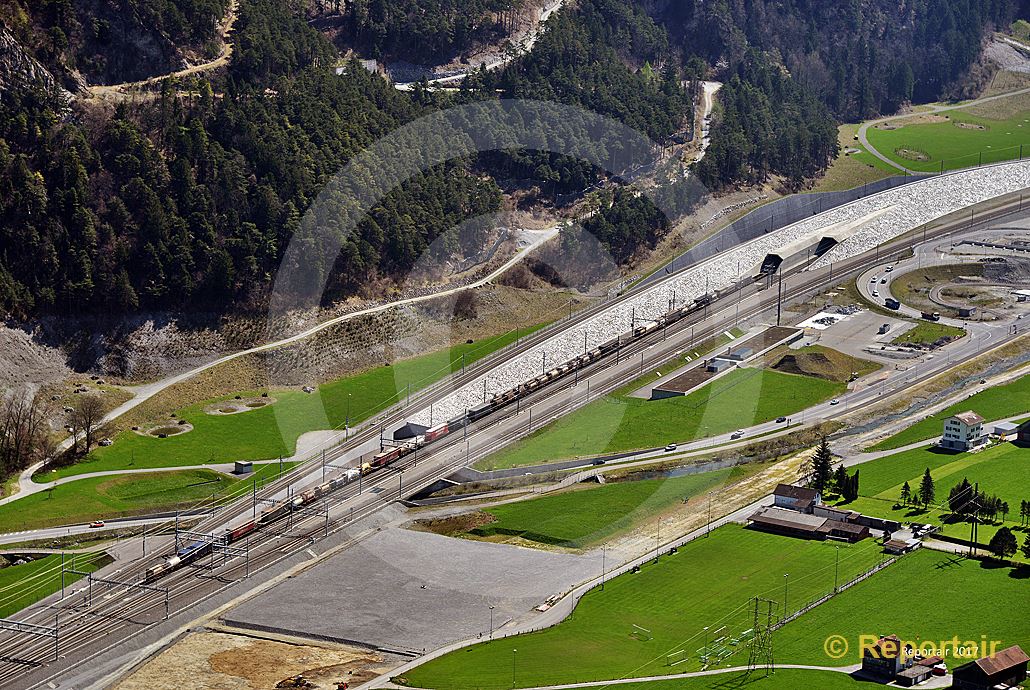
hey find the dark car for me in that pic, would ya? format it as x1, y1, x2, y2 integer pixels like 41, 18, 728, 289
776, 416, 787, 423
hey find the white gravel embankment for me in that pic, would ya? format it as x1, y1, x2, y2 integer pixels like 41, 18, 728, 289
409, 161, 1030, 426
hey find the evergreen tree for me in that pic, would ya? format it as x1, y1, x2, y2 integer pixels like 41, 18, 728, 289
833, 464, 848, 496
1022, 533, 1030, 561
918, 468, 935, 508
900, 481, 911, 506
811, 437, 833, 494
843, 469, 860, 502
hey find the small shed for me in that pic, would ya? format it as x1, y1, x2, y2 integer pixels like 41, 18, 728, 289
725, 347, 754, 362
993, 421, 1019, 438
896, 664, 933, 687
706, 358, 734, 373
234, 461, 253, 475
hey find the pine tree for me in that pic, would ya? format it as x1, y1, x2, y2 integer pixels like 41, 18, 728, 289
811, 437, 833, 494
919, 468, 935, 508
900, 481, 911, 506
1022, 533, 1030, 560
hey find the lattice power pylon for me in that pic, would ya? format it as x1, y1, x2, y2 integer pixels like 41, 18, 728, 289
745, 597, 776, 677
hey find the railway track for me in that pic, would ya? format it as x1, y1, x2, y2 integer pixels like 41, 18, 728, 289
4, 192, 1029, 688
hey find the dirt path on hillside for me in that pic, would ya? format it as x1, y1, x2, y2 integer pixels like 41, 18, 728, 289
81, 0, 238, 101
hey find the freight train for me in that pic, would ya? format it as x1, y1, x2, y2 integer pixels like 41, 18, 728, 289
143, 467, 362, 582
142, 292, 716, 584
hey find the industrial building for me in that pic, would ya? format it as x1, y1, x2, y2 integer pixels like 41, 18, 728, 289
746, 506, 870, 543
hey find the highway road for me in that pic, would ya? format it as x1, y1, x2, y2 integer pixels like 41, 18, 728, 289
4, 194, 1030, 689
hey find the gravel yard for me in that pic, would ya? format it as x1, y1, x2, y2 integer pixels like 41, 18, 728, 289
223, 527, 600, 653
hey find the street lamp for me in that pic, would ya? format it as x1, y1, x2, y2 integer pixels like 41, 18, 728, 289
490, 605, 495, 637
783, 573, 790, 619
834, 546, 840, 593
512, 649, 518, 688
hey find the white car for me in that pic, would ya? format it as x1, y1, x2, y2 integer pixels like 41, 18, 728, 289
870, 275, 878, 282
885, 266, 893, 272
664, 444, 677, 452
872, 290, 880, 297
829, 399, 840, 406
731, 429, 745, 439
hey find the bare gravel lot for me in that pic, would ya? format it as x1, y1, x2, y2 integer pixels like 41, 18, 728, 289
223, 527, 599, 653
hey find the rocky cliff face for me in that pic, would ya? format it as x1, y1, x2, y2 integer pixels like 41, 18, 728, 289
0, 25, 75, 99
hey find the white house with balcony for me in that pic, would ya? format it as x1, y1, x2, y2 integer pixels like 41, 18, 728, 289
941, 411, 987, 451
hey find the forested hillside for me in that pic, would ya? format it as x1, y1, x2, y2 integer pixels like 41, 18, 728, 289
648, 0, 1024, 121
318, 0, 523, 64
0, 0, 1018, 321
0, 0, 500, 317
0, 0, 231, 86
697, 51, 839, 191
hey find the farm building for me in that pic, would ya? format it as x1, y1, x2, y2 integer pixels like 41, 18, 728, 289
941, 411, 987, 451
952, 645, 1029, 690
884, 538, 921, 555
746, 507, 869, 543
1018, 419, 1030, 443
772, 484, 821, 513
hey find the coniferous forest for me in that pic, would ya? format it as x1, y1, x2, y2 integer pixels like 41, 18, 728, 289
0, 0, 1024, 319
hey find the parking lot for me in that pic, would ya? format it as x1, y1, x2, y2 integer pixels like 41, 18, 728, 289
792, 308, 916, 363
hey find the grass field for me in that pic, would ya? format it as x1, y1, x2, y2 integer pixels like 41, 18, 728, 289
869, 371, 1030, 450
397, 525, 886, 689
568, 671, 871, 690
836, 441, 1030, 559
865, 109, 1030, 173
809, 124, 895, 193
52, 325, 545, 480
0, 552, 110, 618
469, 464, 758, 548
478, 368, 843, 470
775, 549, 1030, 665
0, 465, 293, 532
890, 321, 966, 347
